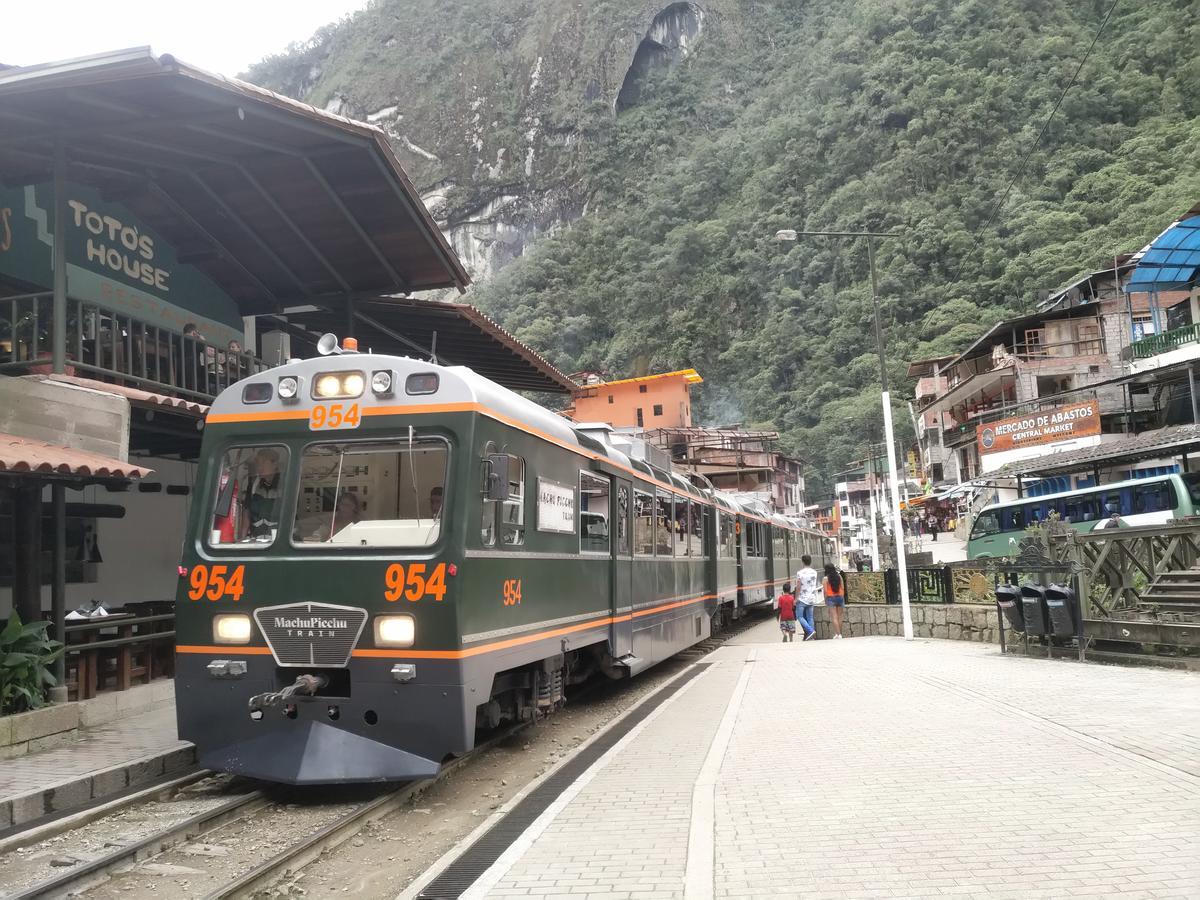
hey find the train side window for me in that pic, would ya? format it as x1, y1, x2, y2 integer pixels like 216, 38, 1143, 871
656, 490, 674, 557
580, 472, 611, 554
634, 490, 655, 556
702, 506, 713, 557
501, 457, 525, 546
674, 498, 690, 557
617, 484, 631, 556
207, 445, 290, 549
688, 502, 703, 557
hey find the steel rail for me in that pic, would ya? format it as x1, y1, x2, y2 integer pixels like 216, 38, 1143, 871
6, 789, 268, 899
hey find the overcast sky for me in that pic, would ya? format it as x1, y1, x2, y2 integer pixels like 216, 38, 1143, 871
1, 0, 371, 77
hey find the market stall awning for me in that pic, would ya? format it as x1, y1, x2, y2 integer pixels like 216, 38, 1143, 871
277, 297, 577, 394
0, 47, 469, 313
0, 431, 151, 479
1125, 215, 1200, 293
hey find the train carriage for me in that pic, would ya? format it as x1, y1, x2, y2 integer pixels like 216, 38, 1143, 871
176, 342, 832, 784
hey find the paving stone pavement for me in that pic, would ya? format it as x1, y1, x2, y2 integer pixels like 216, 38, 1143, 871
0, 705, 186, 803
472, 624, 1200, 900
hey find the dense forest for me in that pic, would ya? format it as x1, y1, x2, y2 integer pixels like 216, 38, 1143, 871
250, 0, 1200, 495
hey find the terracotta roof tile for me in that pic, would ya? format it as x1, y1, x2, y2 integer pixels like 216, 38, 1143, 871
0, 432, 152, 479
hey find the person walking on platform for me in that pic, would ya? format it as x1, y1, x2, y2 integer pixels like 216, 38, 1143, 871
823, 563, 846, 638
776, 584, 798, 642
795, 555, 819, 641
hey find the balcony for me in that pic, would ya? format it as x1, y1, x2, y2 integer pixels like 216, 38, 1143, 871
1126, 323, 1200, 361
0, 292, 267, 403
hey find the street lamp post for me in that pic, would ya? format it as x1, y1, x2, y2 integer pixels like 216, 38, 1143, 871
776, 228, 914, 640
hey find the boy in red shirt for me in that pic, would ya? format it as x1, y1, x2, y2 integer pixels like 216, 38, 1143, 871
777, 584, 798, 642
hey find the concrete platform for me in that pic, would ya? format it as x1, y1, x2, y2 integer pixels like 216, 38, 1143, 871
0, 698, 192, 833
412, 623, 1200, 900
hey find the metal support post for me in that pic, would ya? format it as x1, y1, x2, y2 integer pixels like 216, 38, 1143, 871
1189, 364, 1200, 427
867, 234, 913, 640
52, 140, 68, 374
50, 484, 68, 701
13, 482, 43, 624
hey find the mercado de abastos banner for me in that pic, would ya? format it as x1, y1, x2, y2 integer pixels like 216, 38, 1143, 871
0, 182, 244, 349
977, 399, 1101, 457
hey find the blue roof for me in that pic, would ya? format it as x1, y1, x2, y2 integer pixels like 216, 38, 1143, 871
1125, 215, 1200, 292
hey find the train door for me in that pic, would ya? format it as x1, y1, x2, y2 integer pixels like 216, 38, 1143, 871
610, 478, 633, 659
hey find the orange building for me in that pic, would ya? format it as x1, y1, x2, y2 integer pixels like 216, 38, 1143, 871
572, 369, 703, 429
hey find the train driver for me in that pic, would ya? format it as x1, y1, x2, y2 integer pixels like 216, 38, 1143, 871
246, 448, 283, 540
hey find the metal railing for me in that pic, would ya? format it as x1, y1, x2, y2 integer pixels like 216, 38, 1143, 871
1127, 322, 1200, 360
0, 292, 267, 402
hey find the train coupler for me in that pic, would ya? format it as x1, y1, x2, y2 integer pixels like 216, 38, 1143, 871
248, 673, 329, 713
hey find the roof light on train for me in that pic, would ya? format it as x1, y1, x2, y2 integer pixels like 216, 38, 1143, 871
371, 370, 394, 396
277, 376, 299, 400
374, 615, 415, 648
315, 375, 342, 398
342, 372, 365, 396
214, 614, 252, 644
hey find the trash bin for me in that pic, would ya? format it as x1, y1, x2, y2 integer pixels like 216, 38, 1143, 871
1020, 584, 1049, 636
996, 583, 1024, 632
1044, 583, 1077, 638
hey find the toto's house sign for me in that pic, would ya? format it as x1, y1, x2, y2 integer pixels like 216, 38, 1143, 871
977, 399, 1101, 456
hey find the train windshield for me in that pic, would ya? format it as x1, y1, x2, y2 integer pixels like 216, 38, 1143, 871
207, 445, 291, 548
292, 438, 449, 548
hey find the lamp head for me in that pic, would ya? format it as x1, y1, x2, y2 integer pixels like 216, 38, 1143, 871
317, 333, 342, 356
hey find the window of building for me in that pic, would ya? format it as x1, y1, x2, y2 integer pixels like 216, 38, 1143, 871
639, 384, 647, 393
653, 404, 663, 417
1132, 313, 1156, 340
208, 445, 290, 549
636, 408, 644, 427
580, 472, 611, 554
291, 439, 448, 548
634, 489, 656, 556
607, 394, 614, 404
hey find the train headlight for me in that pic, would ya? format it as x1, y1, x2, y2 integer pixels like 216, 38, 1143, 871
374, 615, 415, 648
213, 614, 252, 644
313, 371, 366, 399
277, 376, 299, 400
371, 370, 393, 396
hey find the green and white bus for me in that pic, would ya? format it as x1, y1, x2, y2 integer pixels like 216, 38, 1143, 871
967, 473, 1200, 559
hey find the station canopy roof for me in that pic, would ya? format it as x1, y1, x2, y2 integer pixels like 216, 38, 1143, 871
1125, 213, 1200, 293
0, 48, 470, 306
990, 423, 1200, 480
276, 297, 576, 394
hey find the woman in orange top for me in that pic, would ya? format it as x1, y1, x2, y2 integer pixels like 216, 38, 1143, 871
823, 563, 846, 639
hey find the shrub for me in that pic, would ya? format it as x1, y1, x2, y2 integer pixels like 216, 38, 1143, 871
0, 612, 65, 716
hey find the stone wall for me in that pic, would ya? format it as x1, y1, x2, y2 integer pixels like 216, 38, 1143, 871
810, 603, 1001, 643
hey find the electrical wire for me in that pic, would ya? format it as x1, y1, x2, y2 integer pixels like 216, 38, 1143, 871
948, 0, 1121, 289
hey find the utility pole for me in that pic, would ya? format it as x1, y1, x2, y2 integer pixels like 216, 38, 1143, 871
777, 228, 914, 639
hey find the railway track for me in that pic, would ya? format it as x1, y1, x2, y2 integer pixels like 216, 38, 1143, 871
1, 609, 766, 899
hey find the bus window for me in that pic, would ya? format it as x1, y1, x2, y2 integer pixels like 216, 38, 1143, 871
634, 490, 655, 556
1064, 495, 1099, 523
292, 439, 447, 548
1000, 507, 1025, 531
971, 510, 1001, 538
1182, 473, 1200, 507
208, 445, 289, 548
1102, 492, 1128, 518
1133, 481, 1175, 515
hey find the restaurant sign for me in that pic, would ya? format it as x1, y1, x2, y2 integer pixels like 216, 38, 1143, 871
977, 399, 1100, 455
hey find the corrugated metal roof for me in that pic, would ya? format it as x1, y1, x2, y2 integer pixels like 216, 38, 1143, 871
0, 47, 469, 309
991, 424, 1200, 479
0, 431, 152, 479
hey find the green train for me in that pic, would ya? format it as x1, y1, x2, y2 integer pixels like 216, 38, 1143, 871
176, 339, 834, 784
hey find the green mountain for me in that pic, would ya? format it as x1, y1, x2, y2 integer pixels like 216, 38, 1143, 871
247, 0, 1200, 494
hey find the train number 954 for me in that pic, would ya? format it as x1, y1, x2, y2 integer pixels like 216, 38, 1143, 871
187, 564, 246, 601
385, 562, 448, 602
502, 578, 522, 606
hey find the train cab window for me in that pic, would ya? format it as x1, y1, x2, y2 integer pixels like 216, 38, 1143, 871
207, 445, 290, 548
292, 439, 448, 547
656, 490, 674, 556
501, 457, 526, 546
580, 472, 611, 554
634, 490, 656, 556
